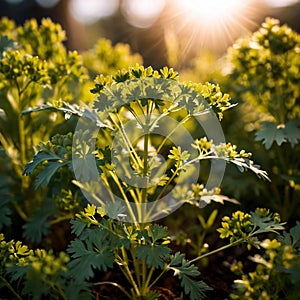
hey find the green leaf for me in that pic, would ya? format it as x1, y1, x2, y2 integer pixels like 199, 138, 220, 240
285, 120, 300, 147
23, 152, 62, 175
0, 36, 17, 58
250, 210, 286, 235
136, 244, 170, 268
6, 264, 31, 282
279, 221, 300, 248
22, 199, 56, 243
68, 238, 114, 282
0, 198, 12, 230
70, 219, 87, 237
169, 252, 212, 300
23, 270, 48, 300
255, 122, 286, 149
35, 160, 69, 189
255, 120, 300, 149
206, 209, 218, 228
23, 141, 71, 189
148, 224, 169, 243
64, 280, 93, 300
67, 227, 114, 282
104, 201, 126, 220
289, 221, 300, 248
181, 275, 211, 300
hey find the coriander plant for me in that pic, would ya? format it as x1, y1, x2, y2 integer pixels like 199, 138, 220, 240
0, 17, 292, 300
227, 18, 300, 220
22, 63, 272, 299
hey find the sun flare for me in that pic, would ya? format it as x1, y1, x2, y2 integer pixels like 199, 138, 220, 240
178, 0, 247, 23
168, 0, 255, 58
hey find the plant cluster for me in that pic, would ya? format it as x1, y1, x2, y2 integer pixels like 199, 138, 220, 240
229, 221, 300, 299
226, 18, 300, 220
0, 16, 299, 299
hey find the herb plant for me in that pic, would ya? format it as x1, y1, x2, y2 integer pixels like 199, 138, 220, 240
227, 18, 300, 220
21, 62, 273, 299
0, 17, 297, 299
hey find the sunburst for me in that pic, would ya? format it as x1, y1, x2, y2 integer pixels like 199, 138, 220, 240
163, 0, 258, 65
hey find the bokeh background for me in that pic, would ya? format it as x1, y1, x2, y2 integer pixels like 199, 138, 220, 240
1, 0, 300, 69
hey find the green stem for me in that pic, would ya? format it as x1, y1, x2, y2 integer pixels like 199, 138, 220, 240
155, 167, 178, 201
0, 275, 22, 300
141, 259, 148, 295
144, 266, 155, 292
148, 268, 168, 290
49, 214, 74, 225
120, 247, 141, 297
109, 171, 137, 223
148, 114, 191, 167
93, 281, 132, 299
141, 131, 149, 204
131, 249, 142, 291
13, 199, 28, 221
125, 104, 144, 128
112, 113, 143, 170
189, 238, 245, 264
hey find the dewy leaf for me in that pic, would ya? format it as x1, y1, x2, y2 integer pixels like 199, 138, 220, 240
255, 122, 286, 149
169, 252, 212, 300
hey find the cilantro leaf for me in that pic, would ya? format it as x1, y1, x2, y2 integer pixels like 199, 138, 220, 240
255, 121, 286, 149
169, 252, 212, 300
67, 237, 114, 282
255, 120, 300, 149
23, 152, 63, 175
67, 226, 116, 282
136, 244, 170, 268
279, 221, 300, 248
70, 219, 87, 237
250, 210, 286, 235
285, 120, 300, 147
22, 199, 56, 243
35, 161, 69, 189
148, 224, 169, 243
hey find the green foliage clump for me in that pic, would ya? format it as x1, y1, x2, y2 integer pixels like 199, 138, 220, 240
218, 208, 285, 248
228, 17, 300, 122
0, 233, 91, 300
67, 204, 212, 300
1, 16, 299, 299
83, 38, 143, 77
230, 222, 300, 300
0, 17, 143, 242
0, 17, 88, 234
227, 18, 300, 220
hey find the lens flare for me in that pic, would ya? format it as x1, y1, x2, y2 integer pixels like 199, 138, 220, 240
165, 0, 256, 62
121, 0, 166, 28
178, 0, 246, 22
